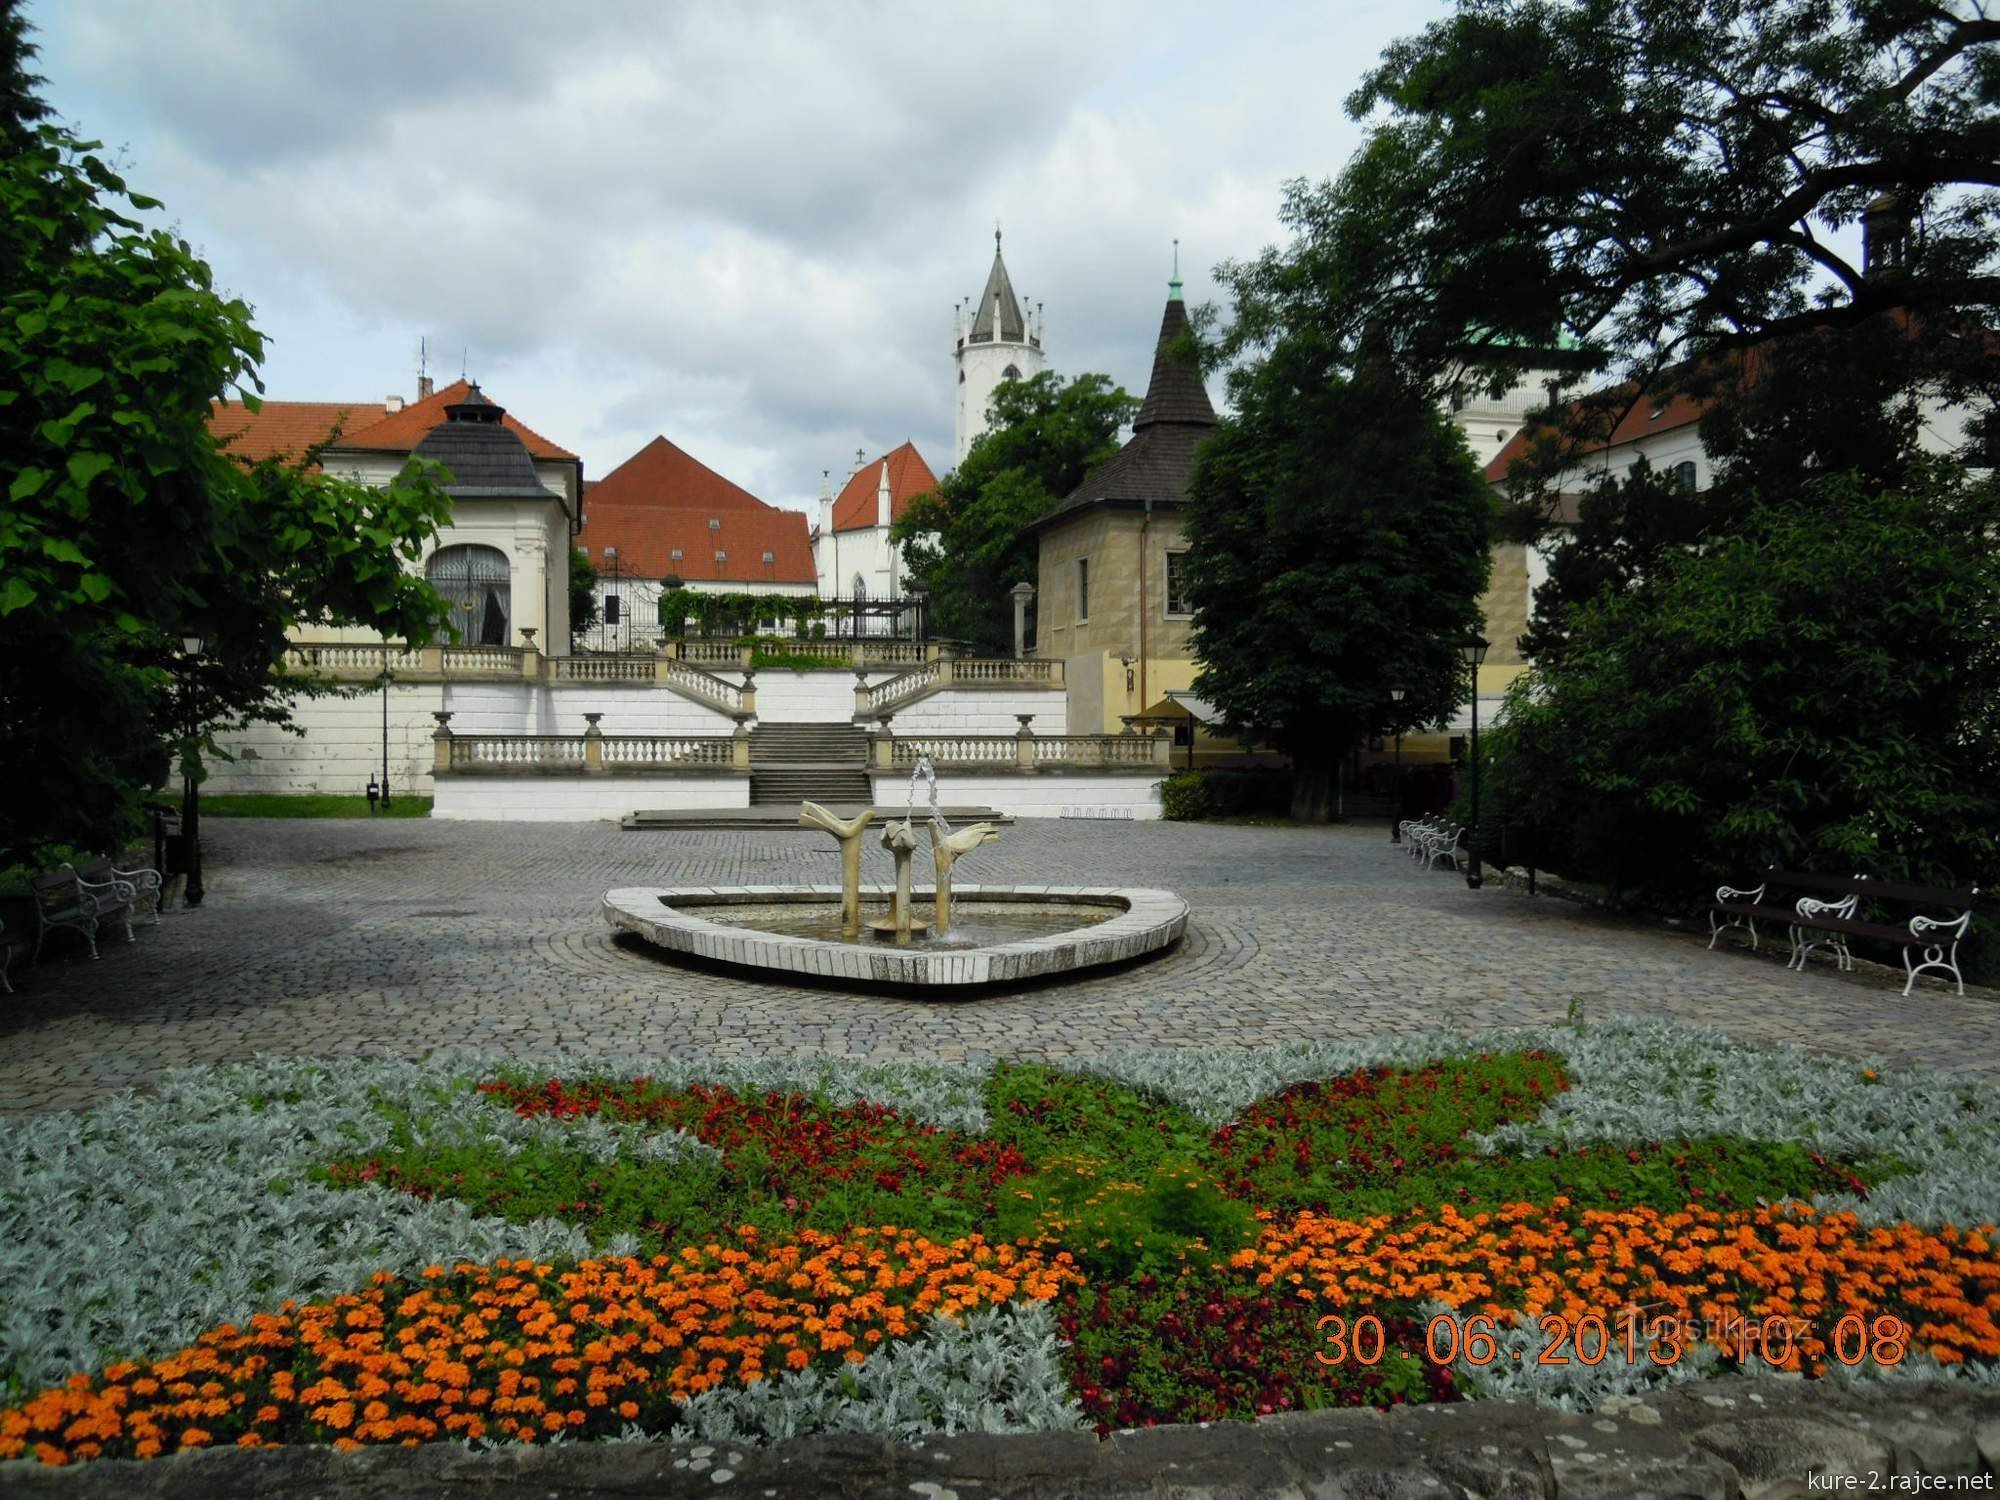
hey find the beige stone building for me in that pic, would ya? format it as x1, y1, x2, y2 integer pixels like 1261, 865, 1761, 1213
1026, 263, 1258, 766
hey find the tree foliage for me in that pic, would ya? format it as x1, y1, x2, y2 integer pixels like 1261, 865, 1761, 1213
1475, 463, 2000, 906
0, 71, 453, 864
893, 371, 1135, 654
568, 547, 599, 643
1184, 345, 1494, 822
1335, 0, 2000, 410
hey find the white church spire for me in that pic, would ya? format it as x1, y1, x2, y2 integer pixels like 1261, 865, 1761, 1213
953, 225, 1047, 468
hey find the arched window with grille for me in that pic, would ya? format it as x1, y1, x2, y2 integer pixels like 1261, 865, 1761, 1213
427, 544, 512, 646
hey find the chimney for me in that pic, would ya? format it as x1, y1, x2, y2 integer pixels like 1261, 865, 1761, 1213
416, 374, 435, 400
385, 394, 404, 414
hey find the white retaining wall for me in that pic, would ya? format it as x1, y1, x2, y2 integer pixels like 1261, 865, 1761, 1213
871, 771, 1160, 820
890, 689, 1068, 736
432, 773, 749, 822
731, 671, 855, 724
206, 683, 445, 797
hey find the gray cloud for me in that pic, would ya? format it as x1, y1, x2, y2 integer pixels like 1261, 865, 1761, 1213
28, 0, 1446, 509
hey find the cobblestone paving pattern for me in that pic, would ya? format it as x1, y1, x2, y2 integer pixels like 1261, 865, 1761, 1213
3, 818, 1996, 1112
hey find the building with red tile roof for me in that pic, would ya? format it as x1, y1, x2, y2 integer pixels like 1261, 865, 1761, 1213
571, 437, 816, 651
812, 442, 939, 602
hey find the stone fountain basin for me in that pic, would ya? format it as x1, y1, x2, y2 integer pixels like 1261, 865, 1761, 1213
602, 885, 1188, 989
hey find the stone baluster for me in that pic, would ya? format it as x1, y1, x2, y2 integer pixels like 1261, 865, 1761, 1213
583, 713, 605, 773
871, 714, 896, 771
431, 711, 454, 772
1015, 713, 1036, 772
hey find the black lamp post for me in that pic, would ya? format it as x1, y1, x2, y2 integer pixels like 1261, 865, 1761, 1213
378, 668, 392, 810
1388, 685, 1407, 843
179, 634, 205, 909
1460, 634, 1490, 888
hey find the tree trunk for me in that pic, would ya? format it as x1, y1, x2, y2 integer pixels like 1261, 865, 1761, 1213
1290, 755, 1334, 822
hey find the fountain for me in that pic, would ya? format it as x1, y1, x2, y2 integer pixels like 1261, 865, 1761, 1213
603, 755, 1187, 990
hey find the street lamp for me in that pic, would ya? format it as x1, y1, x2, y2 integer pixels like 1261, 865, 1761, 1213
178, 634, 205, 909
1388, 685, 1407, 843
1460, 634, 1490, 888
377, 667, 392, 810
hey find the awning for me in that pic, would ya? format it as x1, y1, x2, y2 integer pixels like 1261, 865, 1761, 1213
1134, 691, 1223, 726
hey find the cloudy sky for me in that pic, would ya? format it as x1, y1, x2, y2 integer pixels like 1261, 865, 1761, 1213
28, 0, 1448, 510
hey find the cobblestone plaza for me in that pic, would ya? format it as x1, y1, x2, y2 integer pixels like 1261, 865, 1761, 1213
3, 817, 1996, 1113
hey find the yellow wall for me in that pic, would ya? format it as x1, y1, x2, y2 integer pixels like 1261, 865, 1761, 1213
1036, 507, 1196, 664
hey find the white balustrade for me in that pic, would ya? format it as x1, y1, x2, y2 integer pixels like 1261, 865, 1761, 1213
552, 656, 656, 682
449, 736, 584, 768
598, 735, 734, 767
441, 646, 525, 676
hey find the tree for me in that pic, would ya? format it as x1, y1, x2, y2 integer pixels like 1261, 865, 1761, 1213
1475, 463, 2000, 905
0, 46, 453, 865
1183, 344, 1494, 822
893, 371, 1135, 653
1346, 0, 2000, 376
569, 547, 599, 644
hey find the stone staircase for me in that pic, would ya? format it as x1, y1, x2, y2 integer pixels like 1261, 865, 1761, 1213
748, 722, 873, 807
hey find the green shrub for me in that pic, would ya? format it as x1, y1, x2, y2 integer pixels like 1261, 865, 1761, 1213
1158, 772, 1209, 820
1158, 769, 1292, 821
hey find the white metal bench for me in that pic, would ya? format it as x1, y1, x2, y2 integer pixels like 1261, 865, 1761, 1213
31, 865, 139, 961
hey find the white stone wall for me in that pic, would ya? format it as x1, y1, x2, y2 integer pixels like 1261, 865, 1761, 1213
739, 671, 858, 724
432, 774, 748, 822
812, 521, 931, 609
891, 689, 1068, 736
206, 682, 446, 797
871, 770, 1159, 820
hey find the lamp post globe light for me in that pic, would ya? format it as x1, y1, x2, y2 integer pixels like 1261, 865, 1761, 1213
178, 634, 205, 909
1388, 685, 1407, 843
1460, 634, 1490, 889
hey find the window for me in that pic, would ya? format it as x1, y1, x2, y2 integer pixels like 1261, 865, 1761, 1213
708, 518, 720, 530
762, 550, 775, 564
604, 594, 621, 625
1165, 551, 1192, 615
425, 544, 510, 647
604, 546, 618, 561
670, 548, 683, 562
852, 574, 867, 602
1002, 363, 1022, 380
715, 549, 727, 563
1076, 557, 1089, 623
1495, 430, 1508, 445
1672, 460, 1698, 493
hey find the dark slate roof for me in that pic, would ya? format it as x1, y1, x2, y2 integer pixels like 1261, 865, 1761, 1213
1133, 295, 1217, 429
1035, 292, 1218, 528
967, 233, 1027, 344
412, 384, 562, 500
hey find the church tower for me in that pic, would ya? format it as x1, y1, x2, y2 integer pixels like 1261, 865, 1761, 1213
953, 228, 1045, 469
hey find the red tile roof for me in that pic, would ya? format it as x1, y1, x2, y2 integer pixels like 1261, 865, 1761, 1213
209, 399, 375, 467
577, 503, 815, 586
337, 379, 579, 462
574, 436, 815, 585
829, 442, 937, 532
211, 382, 580, 472
588, 436, 772, 513
1484, 385, 1708, 483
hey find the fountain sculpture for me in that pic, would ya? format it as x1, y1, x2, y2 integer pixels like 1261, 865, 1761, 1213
607, 753, 1186, 989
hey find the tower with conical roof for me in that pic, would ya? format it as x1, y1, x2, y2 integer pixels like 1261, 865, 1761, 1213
952, 228, 1046, 468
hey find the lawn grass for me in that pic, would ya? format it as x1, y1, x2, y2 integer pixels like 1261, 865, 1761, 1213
199, 793, 431, 818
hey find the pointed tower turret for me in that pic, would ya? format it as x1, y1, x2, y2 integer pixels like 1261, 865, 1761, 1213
953, 226, 1048, 468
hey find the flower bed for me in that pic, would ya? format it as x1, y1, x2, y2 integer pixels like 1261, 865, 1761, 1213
2, 1018, 1997, 1466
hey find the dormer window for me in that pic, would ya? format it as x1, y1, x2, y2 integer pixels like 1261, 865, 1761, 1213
603, 547, 617, 561
670, 548, 683, 562
762, 550, 775, 564
715, 550, 727, 563
708, 518, 720, 530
